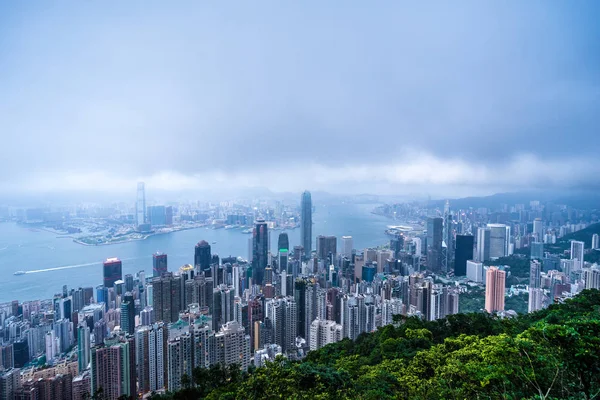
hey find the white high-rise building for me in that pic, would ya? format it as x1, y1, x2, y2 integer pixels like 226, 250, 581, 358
583, 266, 600, 290
528, 288, 545, 313
214, 321, 251, 371
466, 260, 483, 283
341, 236, 354, 258
533, 218, 543, 243
570, 241, 585, 271
487, 224, 509, 259
592, 233, 599, 250
136, 182, 146, 227
413, 237, 422, 257
476, 227, 490, 262
309, 318, 343, 351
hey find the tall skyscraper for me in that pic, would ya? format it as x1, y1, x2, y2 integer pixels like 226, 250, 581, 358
252, 218, 269, 285
454, 235, 474, 276
341, 236, 354, 258
487, 224, 509, 259
530, 242, 544, 260
120, 292, 135, 335
194, 241, 212, 273
77, 324, 90, 372
485, 267, 506, 313
571, 240, 585, 271
151, 273, 182, 323
277, 233, 289, 274
277, 233, 289, 252
153, 252, 168, 277
316, 235, 337, 261
301, 191, 312, 258
476, 227, 491, 262
533, 218, 543, 243
103, 258, 122, 288
136, 182, 146, 227
426, 217, 443, 272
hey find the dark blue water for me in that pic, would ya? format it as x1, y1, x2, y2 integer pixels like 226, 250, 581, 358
0, 202, 390, 303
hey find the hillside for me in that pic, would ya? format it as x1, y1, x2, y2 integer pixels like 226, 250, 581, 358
152, 289, 600, 400
546, 222, 600, 256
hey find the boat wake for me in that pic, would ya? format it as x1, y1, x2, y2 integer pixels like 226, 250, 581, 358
24, 257, 140, 274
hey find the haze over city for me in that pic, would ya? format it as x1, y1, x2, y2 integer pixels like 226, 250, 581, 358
1, 1, 599, 199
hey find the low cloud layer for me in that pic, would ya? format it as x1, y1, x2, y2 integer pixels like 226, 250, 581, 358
1, 2, 598, 198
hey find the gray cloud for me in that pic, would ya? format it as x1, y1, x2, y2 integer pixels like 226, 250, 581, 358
0, 1, 598, 196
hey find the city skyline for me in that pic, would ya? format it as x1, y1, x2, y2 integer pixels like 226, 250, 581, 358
1, 2, 599, 198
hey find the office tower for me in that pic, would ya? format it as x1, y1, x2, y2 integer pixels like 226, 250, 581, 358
77, 324, 90, 372
390, 235, 403, 257
301, 191, 312, 258
252, 219, 269, 285
124, 274, 134, 292
529, 260, 541, 289
90, 335, 136, 400
167, 333, 193, 392
426, 217, 443, 272
103, 258, 122, 289
194, 241, 211, 272
466, 260, 483, 283
476, 227, 491, 262
277, 233, 289, 252
316, 235, 337, 261
341, 236, 353, 258
152, 273, 182, 324
214, 321, 251, 371
212, 285, 235, 331
120, 292, 135, 335
533, 218, 543, 243
530, 242, 544, 260
487, 224, 509, 259
140, 307, 155, 326
136, 182, 146, 227
454, 235, 474, 276
153, 252, 168, 277
148, 205, 167, 226
485, 267, 506, 313
309, 319, 343, 351
413, 237, 422, 256
571, 240, 585, 271
592, 233, 600, 250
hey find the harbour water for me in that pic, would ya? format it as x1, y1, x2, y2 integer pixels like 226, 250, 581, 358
0, 202, 391, 303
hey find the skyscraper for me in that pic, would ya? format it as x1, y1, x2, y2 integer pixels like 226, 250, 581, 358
120, 292, 135, 335
530, 242, 544, 260
533, 218, 543, 243
485, 267, 506, 313
252, 218, 269, 285
194, 241, 211, 273
487, 224, 509, 259
214, 321, 251, 371
341, 236, 353, 258
316, 235, 337, 261
77, 324, 90, 372
153, 252, 168, 277
277, 233, 289, 252
476, 227, 490, 262
571, 240, 585, 271
151, 273, 182, 323
90, 335, 136, 400
103, 258, 122, 288
136, 182, 146, 227
426, 217, 443, 272
592, 233, 600, 250
301, 191, 312, 258
454, 235, 474, 276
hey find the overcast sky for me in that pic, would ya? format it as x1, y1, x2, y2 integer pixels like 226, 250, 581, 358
1, 1, 599, 199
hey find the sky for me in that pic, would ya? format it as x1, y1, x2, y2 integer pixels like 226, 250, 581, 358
1, 1, 599, 200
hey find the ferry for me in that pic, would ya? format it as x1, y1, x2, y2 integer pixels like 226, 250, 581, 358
14, 271, 26, 276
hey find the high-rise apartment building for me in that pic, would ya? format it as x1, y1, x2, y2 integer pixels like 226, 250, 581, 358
592, 233, 600, 250
103, 258, 122, 289
533, 218, 543, 243
214, 321, 251, 371
341, 236, 353, 258
301, 191, 312, 258
485, 267, 506, 313
151, 273, 182, 323
309, 318, 343, 351
90, 335, 136, 400
167, 333, 193, 392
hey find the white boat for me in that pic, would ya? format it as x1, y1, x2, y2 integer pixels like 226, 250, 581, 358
14, 271, 26, 276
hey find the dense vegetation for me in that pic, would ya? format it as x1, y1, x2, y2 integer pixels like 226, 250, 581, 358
153, 290, 600, 400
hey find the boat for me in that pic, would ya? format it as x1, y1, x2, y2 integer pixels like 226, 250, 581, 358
14, 271, 26, 276
212, 241, 217, 244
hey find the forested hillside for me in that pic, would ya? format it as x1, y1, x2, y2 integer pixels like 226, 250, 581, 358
153, 290, 600, 400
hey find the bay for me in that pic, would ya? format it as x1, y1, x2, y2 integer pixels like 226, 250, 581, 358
0, 202, 390, 303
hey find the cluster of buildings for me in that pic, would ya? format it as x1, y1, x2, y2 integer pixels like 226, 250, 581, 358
1, 193, 599, 399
